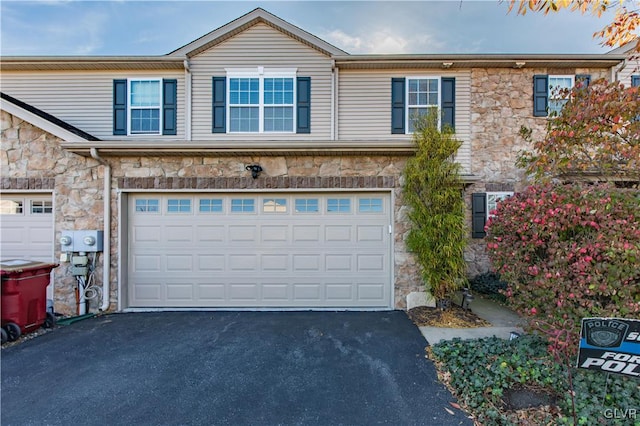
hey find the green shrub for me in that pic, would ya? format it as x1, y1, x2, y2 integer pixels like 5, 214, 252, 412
469, 272, 508, 298
486, 183, 640, 352
402, 112, 467, 306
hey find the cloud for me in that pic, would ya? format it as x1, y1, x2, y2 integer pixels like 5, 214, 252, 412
322, 28, 445, 54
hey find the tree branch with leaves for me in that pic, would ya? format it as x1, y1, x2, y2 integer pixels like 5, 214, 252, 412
508, 0, 640, 51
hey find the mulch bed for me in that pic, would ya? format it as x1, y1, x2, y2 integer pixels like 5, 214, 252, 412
407, 303, 491, 328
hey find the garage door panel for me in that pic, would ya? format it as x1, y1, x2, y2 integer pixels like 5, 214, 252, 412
229, 226, 257, 242
293, 225, 320, 242
196, 225, 225, 242
261, 283, 289, 301
166, 226, 193, 242
133, 255, 162, 272
133, 226, 161, 242
261, 225, 288, 242
325, 226, 352, 242
197, 255, 225, 271
129, 192, 391, 309
198, 283, 226, 300
166, 255, 193, 271
166, 283, 194, 301
261, 254, 288, 271
325, 254, 352, 272
229, 255, 258, 271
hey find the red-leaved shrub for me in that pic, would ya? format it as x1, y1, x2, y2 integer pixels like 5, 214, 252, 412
486, 183, 640, 352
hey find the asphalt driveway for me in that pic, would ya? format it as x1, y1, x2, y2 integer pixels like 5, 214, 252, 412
1, 311, 471, 426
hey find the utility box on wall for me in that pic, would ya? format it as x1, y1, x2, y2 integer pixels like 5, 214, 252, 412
59, 230, 104, 252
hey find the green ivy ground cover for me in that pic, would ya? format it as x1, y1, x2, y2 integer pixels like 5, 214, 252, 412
429, 335, 640, 425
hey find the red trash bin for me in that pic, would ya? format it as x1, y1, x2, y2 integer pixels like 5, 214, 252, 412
1, 259, 59, 342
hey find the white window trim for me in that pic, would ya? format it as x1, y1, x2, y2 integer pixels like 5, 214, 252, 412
127, 78, 163, 136
487, 191, 513, 218
406, 76, 442, 134
548, 75, 575, 116
225, 67, 297, 134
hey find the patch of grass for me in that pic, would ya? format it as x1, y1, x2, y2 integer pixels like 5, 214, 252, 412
429, 335, 640, 425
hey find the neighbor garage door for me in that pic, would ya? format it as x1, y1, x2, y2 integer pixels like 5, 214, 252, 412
0, 194, 54, 262
128, 192, 392, 309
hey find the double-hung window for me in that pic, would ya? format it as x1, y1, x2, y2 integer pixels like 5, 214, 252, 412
533, 74, 590, 117
391, 76, 455, 134
227, 68, 296, 133
407, 78, 439, 132
129, 79, 161, 134
113, 78, 177, 136
547, 75, 574, 116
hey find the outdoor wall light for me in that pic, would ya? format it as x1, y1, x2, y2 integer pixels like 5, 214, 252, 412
460, 287, 474, 310
245, 164, 263, 179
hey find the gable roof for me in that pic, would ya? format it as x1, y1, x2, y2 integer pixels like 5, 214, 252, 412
168, 7, 347, 58
0, 92, 100, 142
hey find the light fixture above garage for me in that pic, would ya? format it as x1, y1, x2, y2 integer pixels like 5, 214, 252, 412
245, 164, 263, 179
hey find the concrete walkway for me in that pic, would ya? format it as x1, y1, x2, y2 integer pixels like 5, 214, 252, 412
419, 295, 526, 345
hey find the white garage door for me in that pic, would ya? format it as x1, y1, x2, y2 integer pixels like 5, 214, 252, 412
0, 194, 54, 262
128, 192, 392, 309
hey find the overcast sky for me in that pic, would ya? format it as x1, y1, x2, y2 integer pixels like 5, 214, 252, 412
0, 0, 618, 56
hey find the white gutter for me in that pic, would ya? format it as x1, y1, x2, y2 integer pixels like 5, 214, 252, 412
90, 148, 111, 311
184, 58, 192, 141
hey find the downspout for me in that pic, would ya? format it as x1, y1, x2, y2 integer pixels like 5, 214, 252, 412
184, 58, 192, 141
90, 148, 111, 311
331, 60, 335, 141
334, 62, 340, 141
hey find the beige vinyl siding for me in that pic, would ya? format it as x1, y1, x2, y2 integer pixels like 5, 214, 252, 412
338, 70, 472, 173
189, 23, 333, 141
0, 71, 185, 140
615, 57, 640, 87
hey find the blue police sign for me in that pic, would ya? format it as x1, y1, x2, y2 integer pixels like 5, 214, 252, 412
577, 318, 640, 377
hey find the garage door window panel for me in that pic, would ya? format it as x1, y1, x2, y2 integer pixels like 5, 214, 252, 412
358, 198, 383, 213
262, 198, 287, 213
135, 199, 160, 213
167, 199, 192, 214
31, 200, 52, 214
0, 200, 24, 215
231, 199, 255, 213
199, 199, 223, 213
327, 199, 351, 213
295, 198, 319, 213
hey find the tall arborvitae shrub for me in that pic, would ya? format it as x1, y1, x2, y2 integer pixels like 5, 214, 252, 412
403, 112, 468, 308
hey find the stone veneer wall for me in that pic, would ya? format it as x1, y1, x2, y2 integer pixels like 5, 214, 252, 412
1, 110, 106, 315
2, 109, 421, 311
466, 67, 610, 277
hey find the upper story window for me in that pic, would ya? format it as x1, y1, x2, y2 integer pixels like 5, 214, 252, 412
391, 76, 455, 134
212, 68, 310, 135
129, 80, 161, 134
226, 68, 295, 133
113, 78, 177, 136
407, 78, 439, 132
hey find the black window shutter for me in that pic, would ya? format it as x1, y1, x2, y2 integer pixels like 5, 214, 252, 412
296, 77, 311, 134
212, 77, 226, 133
632, 75, 640, 87
472, 193, 487, 238
575, 74, 591, 89
113, 79, 127, 135
391, 78, 405, 134
441, 77, 455, 131
162, 79, 177, 135
533, 75, 549, 117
